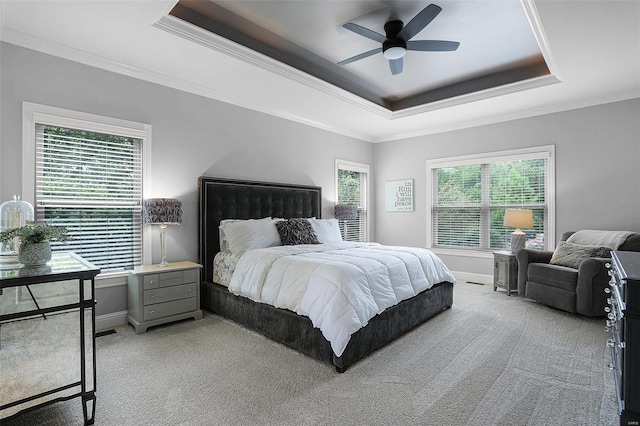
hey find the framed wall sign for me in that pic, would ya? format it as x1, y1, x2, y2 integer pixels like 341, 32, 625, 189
385, 179, 414, 211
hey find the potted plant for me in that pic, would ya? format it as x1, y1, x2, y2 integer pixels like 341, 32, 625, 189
0, 221, 70, 266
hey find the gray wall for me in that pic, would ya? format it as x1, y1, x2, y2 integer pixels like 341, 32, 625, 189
0, 42, 373, 316
374, 98, 640, 276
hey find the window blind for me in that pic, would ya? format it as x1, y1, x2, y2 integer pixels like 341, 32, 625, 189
432, 156, 548, 251
35, 124, 143, 272
337, 168, 367, 242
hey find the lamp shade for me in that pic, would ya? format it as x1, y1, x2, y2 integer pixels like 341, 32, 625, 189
143, 198, 183, 225
334, 204, 358, 220
503, 209, 533, 230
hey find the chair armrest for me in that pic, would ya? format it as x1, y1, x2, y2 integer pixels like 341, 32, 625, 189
516, 248, 554, 296
576, 257, 610, 316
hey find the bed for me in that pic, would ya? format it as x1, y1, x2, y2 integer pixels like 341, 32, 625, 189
198, 176, 454, 372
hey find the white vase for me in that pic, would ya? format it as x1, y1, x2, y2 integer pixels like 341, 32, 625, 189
19, 242, 52, 266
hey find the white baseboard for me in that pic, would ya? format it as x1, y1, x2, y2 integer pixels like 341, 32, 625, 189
96, 310, 128, 332
451, 271, 493, 286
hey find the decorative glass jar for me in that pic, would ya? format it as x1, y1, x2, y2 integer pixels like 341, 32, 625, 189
0, 195, 35, 268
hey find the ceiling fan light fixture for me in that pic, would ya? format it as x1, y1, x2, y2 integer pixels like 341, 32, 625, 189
383, 46, 406, 60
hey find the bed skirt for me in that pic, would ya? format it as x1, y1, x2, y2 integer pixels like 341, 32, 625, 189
201, 281, 454, 372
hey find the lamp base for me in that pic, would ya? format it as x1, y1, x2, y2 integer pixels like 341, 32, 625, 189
510, 231, 526, 253
158, 224, 169, 267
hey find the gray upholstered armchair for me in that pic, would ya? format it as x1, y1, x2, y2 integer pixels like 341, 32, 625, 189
517, 231, 640, 317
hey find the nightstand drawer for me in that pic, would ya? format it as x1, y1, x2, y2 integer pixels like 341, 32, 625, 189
183, 269, 198, 284
158, 271, 185, 288
143, 283, 197, 306
143, 274, 159, 290
143, 297, 197, 321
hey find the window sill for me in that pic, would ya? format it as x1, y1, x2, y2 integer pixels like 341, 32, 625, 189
95, 271, 128, 289
428, 248, 495, 259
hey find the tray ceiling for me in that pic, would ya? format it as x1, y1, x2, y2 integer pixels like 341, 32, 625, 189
168, 0, 551, 112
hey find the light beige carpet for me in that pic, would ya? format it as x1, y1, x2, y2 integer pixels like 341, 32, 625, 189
1, 281, 618, 425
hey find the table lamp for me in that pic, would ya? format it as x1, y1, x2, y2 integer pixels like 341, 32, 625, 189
334, 204, 358, 240
143, 198, 182, 267
503, 208, 533, 253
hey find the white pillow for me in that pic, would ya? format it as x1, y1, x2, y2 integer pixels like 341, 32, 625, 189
308, 218, 342, 243
219, 218, 280, 255
219, 217, 273, 253
219, 219, 240, 252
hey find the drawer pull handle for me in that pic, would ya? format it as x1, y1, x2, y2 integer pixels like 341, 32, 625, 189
149, 310, 155, 314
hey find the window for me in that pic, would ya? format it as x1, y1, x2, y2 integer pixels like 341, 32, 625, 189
335, 160, 369, 242
427, 146, 555, 253
23, 103, 151, 274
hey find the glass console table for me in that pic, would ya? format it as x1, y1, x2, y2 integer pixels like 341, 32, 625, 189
0, 251, 100, 425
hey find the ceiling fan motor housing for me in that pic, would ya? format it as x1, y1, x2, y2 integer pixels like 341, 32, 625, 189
384, 20, 404, 39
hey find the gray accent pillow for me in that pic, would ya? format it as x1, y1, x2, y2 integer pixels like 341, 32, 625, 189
275, 218, 320, 245
549, 241, 611, 269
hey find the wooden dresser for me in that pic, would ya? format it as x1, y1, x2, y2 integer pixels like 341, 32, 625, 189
606, 251, 640, 425
127, 261, 203, 334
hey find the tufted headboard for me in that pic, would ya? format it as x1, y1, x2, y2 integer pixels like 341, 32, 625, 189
198, 176, 322, 283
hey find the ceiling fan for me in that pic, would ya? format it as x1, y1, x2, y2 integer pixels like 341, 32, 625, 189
338, 3, 460, 75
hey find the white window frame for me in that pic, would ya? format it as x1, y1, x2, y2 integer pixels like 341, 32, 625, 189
335, 159, 370, 242
426, 145, 555, 259
22, 102, 152, 283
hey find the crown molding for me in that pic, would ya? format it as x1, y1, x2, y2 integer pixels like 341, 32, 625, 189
521, 0, 561, 80
372, 89, 640, 142
153, 15, 392, 119
388, 74, 560, 120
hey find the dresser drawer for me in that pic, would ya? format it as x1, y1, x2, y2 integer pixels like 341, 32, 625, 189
143, 283, 197, 306
143, 297, 197, 321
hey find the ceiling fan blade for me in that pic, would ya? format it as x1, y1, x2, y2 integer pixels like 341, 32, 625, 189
397, 4, 442, 41
343, 23, 386, 43
407, 40, 460, 51
389, 58, 403, 75
338, 48, 382, 66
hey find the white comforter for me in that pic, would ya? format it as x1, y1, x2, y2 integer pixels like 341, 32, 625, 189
228, 242, 456, 357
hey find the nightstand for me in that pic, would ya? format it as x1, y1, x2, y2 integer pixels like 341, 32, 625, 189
127, 261, 203, 334
493, 250, 518, 296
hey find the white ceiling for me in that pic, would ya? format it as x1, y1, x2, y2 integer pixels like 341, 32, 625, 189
1, 0, 639, 143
